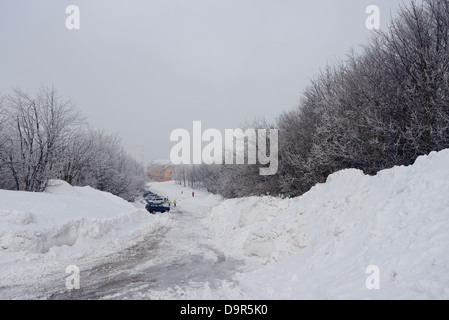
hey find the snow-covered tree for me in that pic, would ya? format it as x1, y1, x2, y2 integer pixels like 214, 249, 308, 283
73, 130, 145, 201
0, 87, 84, 191
0, 88, 146, 201
276, 0, 449, 197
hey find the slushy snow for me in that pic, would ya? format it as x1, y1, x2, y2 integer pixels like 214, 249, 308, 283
1, 149, 449, 299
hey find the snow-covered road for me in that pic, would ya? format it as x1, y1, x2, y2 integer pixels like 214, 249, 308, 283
1, 206, 247, 300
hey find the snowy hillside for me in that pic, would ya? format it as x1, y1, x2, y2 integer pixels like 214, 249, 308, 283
151, 149, 449, 299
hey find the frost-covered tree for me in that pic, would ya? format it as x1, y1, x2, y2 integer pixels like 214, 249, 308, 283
74, 130, 145, 201
0, 88, 146, 201
277, 0, 449, 197
181, 0, 449, 199
0, 87, 84, 191
181, 118, 280, 198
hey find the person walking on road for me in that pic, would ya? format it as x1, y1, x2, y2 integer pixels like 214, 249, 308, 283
174, 200, 177, 207
192, 191, 195, 197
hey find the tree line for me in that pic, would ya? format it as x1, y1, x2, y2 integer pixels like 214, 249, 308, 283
177, 0, 449, 198
0, 87, 145, 201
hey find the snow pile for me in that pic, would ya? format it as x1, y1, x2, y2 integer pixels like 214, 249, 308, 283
200, 150, 449, 299
0, 180, 168, 293
0, 180, 154, 254
148, 150, 449, 299
206, 196, 303, 263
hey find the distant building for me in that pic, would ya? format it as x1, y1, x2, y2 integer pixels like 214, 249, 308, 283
147, 160, 175, 182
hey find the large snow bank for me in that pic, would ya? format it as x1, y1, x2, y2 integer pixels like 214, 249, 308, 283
0, 180, 153, 254
151, 149, 449, 299
208, 150, 449, 299
0, 180, 168, 293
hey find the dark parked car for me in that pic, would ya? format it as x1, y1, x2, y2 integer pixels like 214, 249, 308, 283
145, 202, 170, 214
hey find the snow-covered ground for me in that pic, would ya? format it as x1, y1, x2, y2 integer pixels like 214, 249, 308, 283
1, 149, 449, 299
0, 180, 171, 299
150, 149, 449, 299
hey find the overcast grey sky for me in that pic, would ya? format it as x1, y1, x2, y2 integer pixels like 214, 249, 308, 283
0, 0, 406, 163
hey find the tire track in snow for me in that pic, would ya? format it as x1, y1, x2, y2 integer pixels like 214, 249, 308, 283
45, 207, 244, 299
